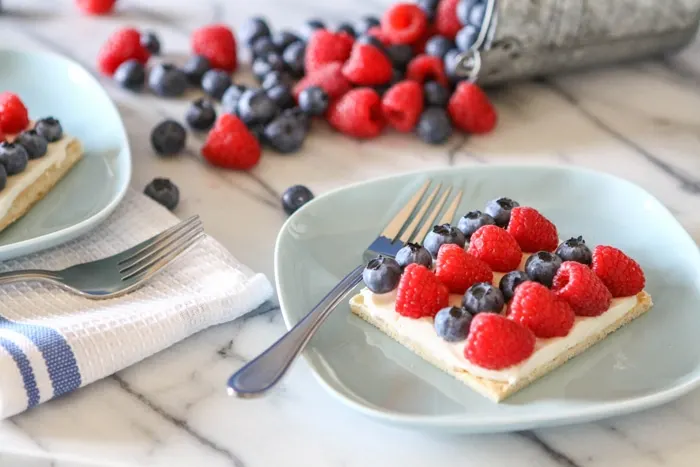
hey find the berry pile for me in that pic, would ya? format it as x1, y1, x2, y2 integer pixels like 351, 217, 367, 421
360, 196, 647, 370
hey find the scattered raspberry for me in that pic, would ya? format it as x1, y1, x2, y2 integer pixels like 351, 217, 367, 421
366, 26, 391, 46
192, 24, 237, 73
293, 62, 352, 101
76, 0, 116, 15
381, 3, 428, 45
395, 263, 450, 319
448, 81, 497, 134
467, 225, 522, 272
434, 243, 493, 294
591, 246, 645, 297
508, 281, 575, 338
342, 43, 393, 86
507, 206, 559, 253
434, 0, 462, 40
406, 55, 449, 87
305, 29, 354, 74
97, 27, 151, 76
381, 81, 424, 132
464, 313, 536, 370
201, 114, 261, 170
552, 261, 612, 316
0, 93, 30, 134
327, 88, 385, 139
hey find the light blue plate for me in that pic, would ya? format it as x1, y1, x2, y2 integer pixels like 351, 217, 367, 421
276, 165, 700, 433
0, 49, 130, 260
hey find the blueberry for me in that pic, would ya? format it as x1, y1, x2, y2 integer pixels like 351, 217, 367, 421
435, 306, 473, 342
0, 142, 28, 175
484, 197, 520, 227
114, 59, 146, 91
140, 30, 161, 55
444, 48, 464, 82
462, 282, 505, 315
248, 123, 266, 141
417, 0, 441, 21
355, 16, 380, 34
357, 35, 386, 52
272, 31, 302, 52
423, 81, 450, 107
395, 242, 433, 269
456, 0, 479, 26
281, 184, 314, 215
0, 165, 7, 192
386, 44, 414, 71
416, 107, 453, 145
499, 271, 530, 302
185, 98, 217, 131
282, 107, 312, 132
469, 1, 487, 27
298, 86, 329, 116
240, 16, 271, 45
282, 41, 306, 77
144, 178, 179, 211
182, 55, 211, 86
222, 84, 247, 115
425, 36, 455, 59
362, 256, 402, 294
201, 69, 232, 100
335, 22, 356, 38
237, 89, 278, 125
262, 71, 293, 90
556, 236, 593, 265
15, 129, 48, 159
456, 25, 479, 51
150, 119, 187, 156
251, 36, 278, 59
423, 224, 466, 258
266, 84, 295, 110
34, 117, 63, 142
252, 53, 286, 82
457, 210, 496, 240
300, 19, 325, 41
525, 251, 563, 288
263, 113, 307, 153
148, 63, 188, 97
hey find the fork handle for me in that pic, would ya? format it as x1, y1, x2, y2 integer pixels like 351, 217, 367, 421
227, 265, 364, 398
0, 269, 62, 285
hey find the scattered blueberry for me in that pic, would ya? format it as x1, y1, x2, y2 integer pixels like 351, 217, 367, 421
201, 69, 232, 100
266, 84, 295, 109
252, 53, 286, 82
262, 71, 293, 90
300, 19, 325, 41
114, 59, 146, 91
525, 251, 563, 288
357, 35, 386, 52
355, 16, 380, 34
282, 41, 306, 78
182, 55, 211, 87
423, 224, 466, 258
423, 81, 450, 107
362, 256, 402, 294
282, 107, 311, 132
555, 236, 593, 265
298, 86, 329, 116
444, 48, 464, 83
435, 306, 473, 342
484, 197, 520, 227
0, 142, 28, 175
462, 282, 505, 315
395, 242, 433, 269
222, 84, 247, 115
144, 178, 179, 211
148, 63, 188, 97
416, 107, 453, 145
251, 36, 278, 59
15, 129, 48, 159
185, 98, 217, 131
273, 30, 302, 52
469, 1, 487, 27
150, 119, 187, 156
237, 89, 278, 125
425, 35, 455, 59
140, 30, 161, 55
264, 112, 307, 153
241, 16, 271, 45
248, 123, 267, 141
282, 184, 314, 215
499, 271, 530, 302
34, 117, 63, 142
0, 165, 7, 192
456, 25, 479, 51
386, 44, 414, 71
457, 210, 496, 240
417, 0, 441, 21
335, 22, 356, 38
456, 0, 479, 26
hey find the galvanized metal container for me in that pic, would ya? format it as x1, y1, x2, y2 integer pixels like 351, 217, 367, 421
456, 0, 700, 85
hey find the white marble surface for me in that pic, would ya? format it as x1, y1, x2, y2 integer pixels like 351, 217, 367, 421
2, 0, 700, 465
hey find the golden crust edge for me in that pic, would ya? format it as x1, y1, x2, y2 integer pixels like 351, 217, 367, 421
349, 290, 653, 402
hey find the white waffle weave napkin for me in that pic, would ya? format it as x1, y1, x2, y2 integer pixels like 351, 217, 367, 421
0, 189, 273, 419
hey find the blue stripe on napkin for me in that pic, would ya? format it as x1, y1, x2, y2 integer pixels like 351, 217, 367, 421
0, 337, 40, 408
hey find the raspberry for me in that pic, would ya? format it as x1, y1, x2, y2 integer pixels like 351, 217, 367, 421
381, 3, 428, 45
406, 55, 449, 87
552, 261, 612, 317
366, 26, 391, 46
0, 93, 29, 134
293, 62, 352, 101
192, 24, 237, 73
464, 313, 536, 370
591, 246, 645, 297
467, 225, 522, 272
327, 88, 385, 139
395, 263, 449, 319
97, 28, 151, 76
412, 24, 436, 55
434, 244, 493, 294
201, 114, 261, 170
305, 29, 354, 74
508, 281, 575, 338
434, 0, 462, 40
342, 44, 393, 86
448, 81, 497, 134
506, 206, 559, 253
381, 80, 424, 132
76, 0, 116, 15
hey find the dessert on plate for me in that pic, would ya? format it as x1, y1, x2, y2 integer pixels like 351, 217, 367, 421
350, 197, 653, 402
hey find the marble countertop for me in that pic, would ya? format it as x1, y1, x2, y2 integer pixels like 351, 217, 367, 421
2, 0, 700, 465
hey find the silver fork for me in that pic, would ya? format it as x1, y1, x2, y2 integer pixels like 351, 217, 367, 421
0, 216, 204, 299
228, 180, 463, 398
